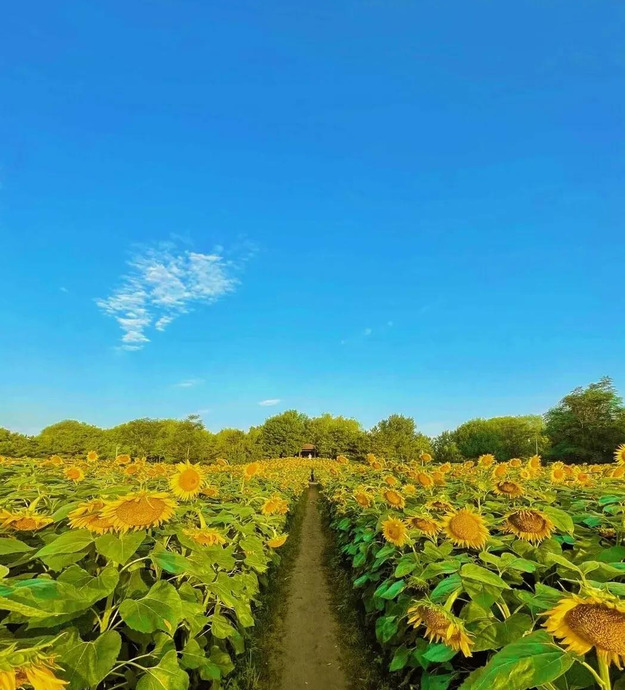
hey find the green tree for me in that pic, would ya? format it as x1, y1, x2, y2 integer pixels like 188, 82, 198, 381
259, 410, 309, 457
159, 416, 208, 462
307, 414, 367, 458
0, 428, 38, 457
36, 420, 109, 457
452, 416, 548, 461
111, 418, 167, 458
431, 430, 464, 463
545, 377, 625, 463
369, 414, 431, 462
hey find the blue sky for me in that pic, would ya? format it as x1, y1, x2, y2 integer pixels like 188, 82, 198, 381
1, 1, 624, 436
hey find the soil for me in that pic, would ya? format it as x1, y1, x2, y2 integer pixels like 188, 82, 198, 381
276, 484, 348, 690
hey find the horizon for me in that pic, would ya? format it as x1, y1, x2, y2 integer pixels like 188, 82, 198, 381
2, 2, 624, 438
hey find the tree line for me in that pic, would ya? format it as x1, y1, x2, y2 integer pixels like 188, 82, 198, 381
1, 378, 624, 464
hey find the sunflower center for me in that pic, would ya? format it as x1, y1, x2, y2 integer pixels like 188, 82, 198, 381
420, 607, 449, 636
115, 497, 168, 527
449, 513, 481, 540
178, 469, 201, 491
498, 482, 519, 494
564, 604, 625, 653
386, 524, 401, 539
13, 517, 38, 530
508, 511, 546, 532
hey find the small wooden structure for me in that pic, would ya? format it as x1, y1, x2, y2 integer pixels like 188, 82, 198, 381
299, 443, 318, 458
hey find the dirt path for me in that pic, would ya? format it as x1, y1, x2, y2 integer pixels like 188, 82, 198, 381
277, 485, 348, 690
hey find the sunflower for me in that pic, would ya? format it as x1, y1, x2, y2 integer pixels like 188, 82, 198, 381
407, 602, 473, 656
426, 498, 454, 513
492, 463, 508, 479
243, 462, 262, 480
64, 466, 84, 482
550, 467, 566, 483
0, 510, 53, 532
261, 496, 289, 515
123, 464, 140, 476
439, 462, 452, 474
442, 508, 489, 550
86, 451, 98, 462
611, 465, 625, 479
407, 515, 440, 536
115, 454, 131, 465
354, 490, 372, 508
478, 454, 495, 467
184, 527, 226, 546
509, 458, 522, 468
200, 486, 219, 498
0, 655, 67, 690
545, 592, 625, 668
381, 517, 409, 547
614, 444, 625, 464
493, 480, 525, 498
432, 471, 446, 486
503, 509, 554, 544
48, 455, 63, 466
336, 455, 349, 465
169, 462, 205, 500
68, 499, 114, 534
216, 457, 229, 466
420, 452, 433, 463
416, 472, 434, 489
101, 491, 177, 532
384, 475, 398, 487
599, 527, 617, 539
267, 533, 288, 548
371, 460, 383, 471
403, 483, 417, 496
383, 489, 405, 510
576, 472, 591, 487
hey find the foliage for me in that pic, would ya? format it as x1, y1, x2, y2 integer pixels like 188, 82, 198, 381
545, 377, 625, 463
452, 416, 549, 461
369, 415, 432, 462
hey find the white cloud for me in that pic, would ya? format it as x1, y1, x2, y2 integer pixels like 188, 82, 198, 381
174, 378, 204, 388
97, 242, 241, 350
363, 327, 373, 336
60, 286, 69, 293
258, 399, 281, 406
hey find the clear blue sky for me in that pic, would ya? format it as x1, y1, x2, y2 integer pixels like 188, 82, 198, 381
1, 1, 624, 437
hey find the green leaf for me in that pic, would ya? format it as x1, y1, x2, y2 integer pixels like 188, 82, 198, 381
389, 644, 410, 671
375, 615, 399, 644
181, 639, 205, 670
381, 579, 406, 600
36, 530, 93, 557
468, 612, 533, 652
459, 630, 575, 690
54, 628, 121, 690
516, 583, 564, 612
542, 507, 574, 535
95, 532, 145, 565
211, 612, 237, 639
421, 672, 454, 690
460, 564, 510, 589
430, 573, 463, 603
150, 545, 190, 575
136, 650, 189, 690
119, 580, 182, 634
423, 643, 457, 662
0, 537, 34, 555
394, 554, 419, 577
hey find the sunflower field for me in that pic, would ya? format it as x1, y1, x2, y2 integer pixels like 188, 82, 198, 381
0, 454, 333, 690
323, 450, 625, 690
1, 450, 625, 690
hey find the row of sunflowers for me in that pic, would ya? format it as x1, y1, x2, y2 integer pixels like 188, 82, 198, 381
0, 454, 334, 690
321, 449, 625, 690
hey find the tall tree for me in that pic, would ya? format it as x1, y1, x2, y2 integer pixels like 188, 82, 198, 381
259, 410, 309, 457
431, 430, 464, 463
369, 414, 431, 462
453, 416, 548, 461
307, 414, 367, 458
37, 420, 108, 457
545, 377, 625, 463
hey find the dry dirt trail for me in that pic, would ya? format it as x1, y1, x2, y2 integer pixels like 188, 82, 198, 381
277, 484, 348, 690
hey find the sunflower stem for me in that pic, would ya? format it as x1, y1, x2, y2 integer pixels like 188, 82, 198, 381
581, 661, 608, 690
598, 656, 612, 690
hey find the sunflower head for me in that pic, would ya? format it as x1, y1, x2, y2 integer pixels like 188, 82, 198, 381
243, 462, 262, 480
184, 527, 226, 547
169, 462, 205, 500
420, 452, 433, 463
545, 592, 625, 668
381, 517, 409, 547
442, 507, 489, 550
403, 483, 417, 496
614, 444, 625, 465
492, 464, 508, 479
261, 496, 289, 515
407, 602, 473, 656
383, 489, 405, 510
550, 467, 566, 483
64, 466, 85, 482
101, 491, 177, 532
86, 451, 98, 462
493, 480, 525, 498
200, 486, 219, 498
503, 509, 554, 544
509, 458, 522, 468
216, 457, 229, 466
115, 454, 131, 465
0, 510, 53, 532
407, 515, 440, 536
416, 472, 434, 489
384, 475, 398, 486
354, 490, 372, 508
267, 533, 288, 548
0, 651, 67, 690
68, 499, 114, 534
478, 454, 495, 467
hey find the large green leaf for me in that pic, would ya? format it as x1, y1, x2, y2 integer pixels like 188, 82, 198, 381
95, 531, 145, 565
136, 650, 189, 690
54, 628, 121, 690
119, 580, 182, 634
460, 564, 510, 589
35, 530, 93, 557
0, 537, 34, 555
468, 611, 533, 652
542, 507, 575, 535
459, 630, 575, 690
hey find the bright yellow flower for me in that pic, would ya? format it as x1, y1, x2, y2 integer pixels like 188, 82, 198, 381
0, 510, 52, 532
407, 515, 440, 536
184, 527, 226, 546
64, 466, 84, 482
407, 602, 473, 656
416, 472, 434, 489
68, 499, 114, 534
381, 517, 409, 547
493, 480, 524, 498
86, 451, 98, 462
383, 489, 405, 510
261, 496, 289, 515
169, 462, 205, 500
545, 592, 625, 668
115, 454, 131, 465
503, 509, 554, 544
243, 462, 262, 480
614, 444, 625, 465
478, 454, 495, 467
101, 491, 177, 533
442, 508, 489, 550
267, 533, 288, 548
354, 490, 372, 508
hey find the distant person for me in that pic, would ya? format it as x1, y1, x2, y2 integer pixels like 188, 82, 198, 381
310, 468, 315, 483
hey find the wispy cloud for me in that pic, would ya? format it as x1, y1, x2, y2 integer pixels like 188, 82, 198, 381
363, 327, 373, 336
174, 378, 204, 388
60, 286, 69, 293
97, 242, 245, 350
258, 399, 281, 407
